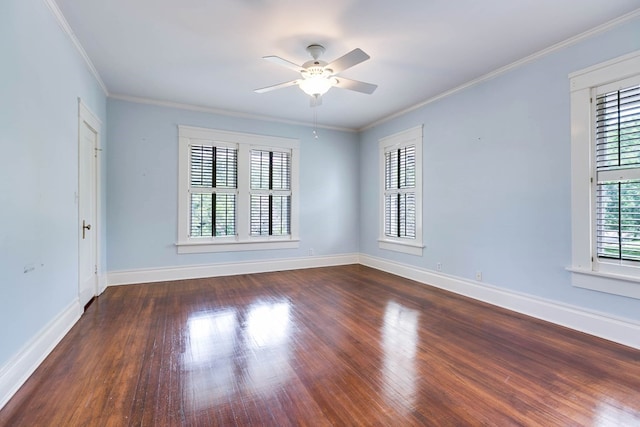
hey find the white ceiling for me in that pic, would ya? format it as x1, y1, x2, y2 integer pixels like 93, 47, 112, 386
55, 0, 640, 130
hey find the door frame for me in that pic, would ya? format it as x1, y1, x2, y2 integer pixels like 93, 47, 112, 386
78, 98, 103, 302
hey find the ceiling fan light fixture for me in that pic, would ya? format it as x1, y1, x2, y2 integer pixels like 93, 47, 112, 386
299, 76, 337, 96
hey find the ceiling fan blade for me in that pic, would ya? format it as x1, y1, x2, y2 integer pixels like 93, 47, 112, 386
326, 48, 370, 74
334, 77, 377, 94
263, 56, 304, 73
254, 80, 300, 94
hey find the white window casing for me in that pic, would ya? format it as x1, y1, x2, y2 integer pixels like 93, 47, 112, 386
569, 50, 640, 299
177, 125, 300, 253
378, 125, 424, 256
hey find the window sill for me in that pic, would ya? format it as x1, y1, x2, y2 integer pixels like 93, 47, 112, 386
567, 267, 640, 300
378, 239, 424, 256
177, 239, 300, 254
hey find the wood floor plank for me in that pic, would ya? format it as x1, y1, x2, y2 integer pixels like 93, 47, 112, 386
1, 265, 639, 426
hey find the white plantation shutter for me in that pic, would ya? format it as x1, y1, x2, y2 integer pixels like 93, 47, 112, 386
250, 150, 270, 190
384, 145, 416, 238
189, 144, 237, 237
190, 145, 213, 187
250, 149, 291, 236
595, 83, 640, 261
250, 195, 269, 235
271, 195, 291, 235
272, 151, 291, 191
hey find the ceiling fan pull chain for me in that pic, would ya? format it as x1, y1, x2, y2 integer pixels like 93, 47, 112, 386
313, 106, 319, 139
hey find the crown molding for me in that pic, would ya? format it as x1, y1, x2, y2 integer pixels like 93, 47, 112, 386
108, 93, 356, 133
42, 0, 108, 95
360, 8, 640, 132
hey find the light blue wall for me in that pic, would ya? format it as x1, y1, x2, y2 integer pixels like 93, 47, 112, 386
359, 16, 640, 321
0, 0, 107, 366
106, 100, 360, 271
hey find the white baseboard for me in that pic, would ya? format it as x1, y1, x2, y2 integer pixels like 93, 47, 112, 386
107, 253, 359, 286
359, 254, 640, 350
0, 300, 82, 410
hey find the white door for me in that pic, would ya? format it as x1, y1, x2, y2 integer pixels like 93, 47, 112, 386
78, 103, 100, 308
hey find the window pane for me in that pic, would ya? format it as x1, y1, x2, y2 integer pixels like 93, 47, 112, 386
190, 145, 238, 189
595, 85, 640, 169
272, 152, 291, 191
250, 195, 291, 237
399, 193, 416, 238
191, 193, 236, 237
215, 194, 236, 236
251, 149, 291, 191
272, 195, 291, 236
399, 145, 416, 189
250, 195, 270, 236
215, 147, 237, 188
251, 150, 270, 190
385, 150, 398, 190
597, 180, 640, 261
191, 145, 214, 188
385, 194, 398, 237
191, 193, 213, 237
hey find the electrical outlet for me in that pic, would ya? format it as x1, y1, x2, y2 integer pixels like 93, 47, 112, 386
436, 262, 442, 272
475, 271, 482, 281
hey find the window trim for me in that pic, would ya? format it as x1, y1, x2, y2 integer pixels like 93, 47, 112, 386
177, 125, 300, 253
378, 125, 424, 256
569, 50, 640, 299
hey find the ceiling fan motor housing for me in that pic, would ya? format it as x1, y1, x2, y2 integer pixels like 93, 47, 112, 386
301, 62, 331, 79
306, 44, 326, 60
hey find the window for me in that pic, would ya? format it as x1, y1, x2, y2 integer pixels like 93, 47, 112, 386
190, 144, 237, 238
250, 150, 291, 236
178, 126, 299, 253
569, 50, 640, 299
595, 84, 640, 261
378, 125, 424, 255
384, 145, 416, 238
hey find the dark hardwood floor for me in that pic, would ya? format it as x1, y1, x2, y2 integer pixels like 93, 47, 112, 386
1, 265, 639, 426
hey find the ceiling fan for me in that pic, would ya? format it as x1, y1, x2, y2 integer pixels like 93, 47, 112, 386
254, 44, 377, 106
